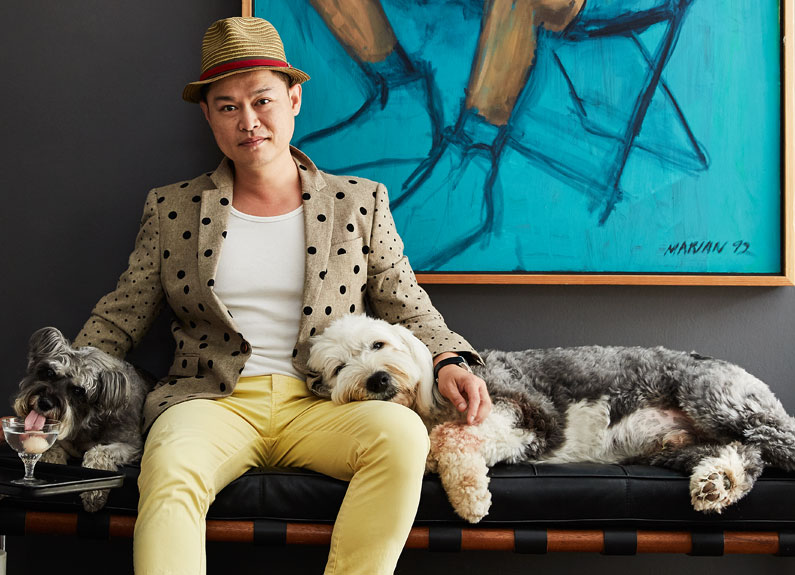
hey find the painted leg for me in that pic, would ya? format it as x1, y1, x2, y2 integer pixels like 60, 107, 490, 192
567, 0, 681, 37
393, 0, 573, 270
467, 0, 583, 125
391, 107, 507, 270
298, 0, 439, 172
552, 0, 699, 222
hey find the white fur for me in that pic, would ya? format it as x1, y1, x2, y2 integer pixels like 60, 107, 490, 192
307, 315, 435, 410
690, 443, 753, 513
476, 402, 536, 466
428, 423, 491, 523
540, 398, 612, 463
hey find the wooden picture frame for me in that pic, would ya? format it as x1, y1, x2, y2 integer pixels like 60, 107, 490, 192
244, 0, 794, 286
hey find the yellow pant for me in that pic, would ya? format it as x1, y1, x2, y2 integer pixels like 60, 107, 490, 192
134, 375, 429, 575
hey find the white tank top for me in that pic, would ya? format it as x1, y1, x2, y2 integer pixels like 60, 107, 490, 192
213, 205, 306, 379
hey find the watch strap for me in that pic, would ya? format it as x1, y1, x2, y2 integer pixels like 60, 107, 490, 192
433, 356, 470, 381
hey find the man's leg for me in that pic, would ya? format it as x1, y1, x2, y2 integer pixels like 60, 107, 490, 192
134, 379, 271, 575
270, 375, 430, 575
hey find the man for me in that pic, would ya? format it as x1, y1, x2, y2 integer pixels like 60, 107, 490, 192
73, 17, 490, 574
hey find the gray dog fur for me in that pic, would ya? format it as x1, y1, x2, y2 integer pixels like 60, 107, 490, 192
307, 315, 795, 522
13, 327, 151, 511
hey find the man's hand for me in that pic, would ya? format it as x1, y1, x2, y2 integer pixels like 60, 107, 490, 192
434, 353, 492, 425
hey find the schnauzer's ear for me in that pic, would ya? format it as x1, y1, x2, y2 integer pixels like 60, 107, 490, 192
98, 369, 131, 408
28, 327, 70, 367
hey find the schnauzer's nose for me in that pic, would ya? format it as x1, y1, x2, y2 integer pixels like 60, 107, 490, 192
37, 396, 59, 412
366, 371, 391, 394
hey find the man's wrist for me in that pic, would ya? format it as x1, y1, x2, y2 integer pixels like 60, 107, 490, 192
433, 351, 459, 366
433, 355, 471, 381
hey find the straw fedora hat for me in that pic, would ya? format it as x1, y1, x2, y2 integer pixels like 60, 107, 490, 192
183, 17, 310, 103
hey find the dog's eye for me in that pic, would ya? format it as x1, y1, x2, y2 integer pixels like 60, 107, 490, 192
39, 367, 57, 380
333, 364, 345, 377
69, 385, 86, 397
372, 342, 385, 351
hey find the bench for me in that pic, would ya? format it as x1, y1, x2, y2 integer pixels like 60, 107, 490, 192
1, 450, 794, 556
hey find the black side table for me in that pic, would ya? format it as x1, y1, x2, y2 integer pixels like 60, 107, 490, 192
0, 458, 125, 574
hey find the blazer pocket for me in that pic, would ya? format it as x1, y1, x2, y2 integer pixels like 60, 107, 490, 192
330, 235, 364, 252
328, 236, 366, 284
169, 354, 200, 377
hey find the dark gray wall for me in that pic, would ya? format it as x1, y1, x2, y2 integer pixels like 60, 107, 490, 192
2, 1, 793, 573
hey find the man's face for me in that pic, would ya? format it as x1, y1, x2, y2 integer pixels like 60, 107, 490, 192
199, 69, 302, 172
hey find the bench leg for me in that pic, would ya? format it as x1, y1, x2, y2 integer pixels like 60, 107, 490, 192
0, 534, 6, 575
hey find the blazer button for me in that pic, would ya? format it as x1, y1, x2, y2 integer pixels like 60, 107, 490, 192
240, 341, 250, 353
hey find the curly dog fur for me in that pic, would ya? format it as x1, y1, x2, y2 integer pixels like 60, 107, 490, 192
307, 315, 795, 523
12, 327, 151, 511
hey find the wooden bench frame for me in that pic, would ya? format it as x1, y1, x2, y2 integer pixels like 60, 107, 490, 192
14, 511, 795, 555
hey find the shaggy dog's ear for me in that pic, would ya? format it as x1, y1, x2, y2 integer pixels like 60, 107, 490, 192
306, 371, 324, 394
392, 324, 439, 417
28, 327, 70, 369
99, 369, 131, 408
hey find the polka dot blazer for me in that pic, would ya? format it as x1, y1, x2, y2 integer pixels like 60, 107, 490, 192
73, 147, 480, 431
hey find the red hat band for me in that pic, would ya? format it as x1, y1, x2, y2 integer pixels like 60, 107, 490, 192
199, 58, 292, 82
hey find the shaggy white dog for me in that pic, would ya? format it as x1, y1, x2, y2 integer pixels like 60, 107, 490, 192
307, 315, 795, 523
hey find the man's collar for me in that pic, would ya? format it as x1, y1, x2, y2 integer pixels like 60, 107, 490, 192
209, 147, 328, 194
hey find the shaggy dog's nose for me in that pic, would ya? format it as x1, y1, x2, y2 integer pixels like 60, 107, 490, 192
37, 395, 59, 412
366, 371, 391, 394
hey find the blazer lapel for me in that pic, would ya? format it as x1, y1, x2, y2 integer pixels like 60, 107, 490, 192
193, 150, 332, 346
294, 148, 332, 338
198, 158, 235, 323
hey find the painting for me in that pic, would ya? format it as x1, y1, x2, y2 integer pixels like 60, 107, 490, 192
247, 0, 793, 285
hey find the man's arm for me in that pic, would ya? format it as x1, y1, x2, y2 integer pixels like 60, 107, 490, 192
73, 189, 165, 356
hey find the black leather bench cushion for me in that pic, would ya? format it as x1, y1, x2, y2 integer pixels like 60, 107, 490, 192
2, 450, 794, 530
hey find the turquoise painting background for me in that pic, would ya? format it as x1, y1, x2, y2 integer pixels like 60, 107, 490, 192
254, 0, 782, 274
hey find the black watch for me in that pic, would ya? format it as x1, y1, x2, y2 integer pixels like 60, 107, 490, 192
433, 355, 471, 381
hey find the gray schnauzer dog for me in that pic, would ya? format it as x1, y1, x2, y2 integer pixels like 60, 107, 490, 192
307, 315, 795, 523
12, 327, 151, 511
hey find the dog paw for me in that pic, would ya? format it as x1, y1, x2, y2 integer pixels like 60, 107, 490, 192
451, 487, 492, 523
439, 457, 491, 523
690, 445, 755, 514
436, 448, 492, 522
691, 471, 733, 513
430, 422, 493, 523
40, 444, 68, 465
80, 488, 109, 513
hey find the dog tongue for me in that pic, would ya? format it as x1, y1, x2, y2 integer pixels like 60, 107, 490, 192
24, 411, 46, 431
